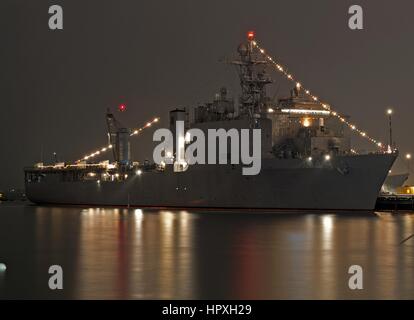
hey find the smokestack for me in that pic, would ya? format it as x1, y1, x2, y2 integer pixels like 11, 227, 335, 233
116, 128, 131, 165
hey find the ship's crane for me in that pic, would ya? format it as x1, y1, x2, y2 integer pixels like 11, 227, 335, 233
106, 108, 131, 165
76, 110, 159, 164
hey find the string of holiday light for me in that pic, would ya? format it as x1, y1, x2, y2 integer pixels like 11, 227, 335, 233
251, 39, 386, 151
76, 117, 159, 163
130, 117, 159, 136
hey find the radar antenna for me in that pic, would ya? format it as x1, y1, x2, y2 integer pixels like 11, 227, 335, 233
227, 31, 272, 118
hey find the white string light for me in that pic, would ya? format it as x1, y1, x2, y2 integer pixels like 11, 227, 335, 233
130, 117, 159, 136
252, 40, 387, 152
76, 117, 160, 163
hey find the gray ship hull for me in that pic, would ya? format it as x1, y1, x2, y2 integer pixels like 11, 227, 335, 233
25, 153, 397, 210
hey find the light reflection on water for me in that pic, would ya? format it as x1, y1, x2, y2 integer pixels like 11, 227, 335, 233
0, 203, 414, 299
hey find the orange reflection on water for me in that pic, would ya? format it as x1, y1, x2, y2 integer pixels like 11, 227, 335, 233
74, 208, 195, 299
12, 207, 412, 299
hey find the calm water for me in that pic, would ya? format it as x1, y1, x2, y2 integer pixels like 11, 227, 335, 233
0, 202, 413, 299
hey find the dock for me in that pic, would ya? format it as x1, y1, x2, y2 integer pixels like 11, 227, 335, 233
376, 194, 414, 211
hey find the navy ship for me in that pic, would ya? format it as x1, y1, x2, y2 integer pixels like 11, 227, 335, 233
24, 34, 397, 210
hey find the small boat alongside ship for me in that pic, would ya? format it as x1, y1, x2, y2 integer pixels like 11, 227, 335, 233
376, 194, 414, 211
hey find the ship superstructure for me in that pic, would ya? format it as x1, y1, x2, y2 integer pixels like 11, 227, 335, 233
24, 33, 397, 210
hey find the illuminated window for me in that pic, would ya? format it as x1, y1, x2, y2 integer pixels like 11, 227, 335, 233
302, 117, 312, 127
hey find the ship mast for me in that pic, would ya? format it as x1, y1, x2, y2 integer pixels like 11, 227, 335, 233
106, 108, 131, 166
229, 31, 272, 119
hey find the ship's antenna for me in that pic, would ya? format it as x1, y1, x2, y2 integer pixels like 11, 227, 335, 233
226, 31, 272, 120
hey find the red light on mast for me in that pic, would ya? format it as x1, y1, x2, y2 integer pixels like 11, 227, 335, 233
118, 104, 126, 112
247, 31, 255, 40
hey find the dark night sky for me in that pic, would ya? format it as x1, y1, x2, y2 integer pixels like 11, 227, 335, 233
1, 0, 413, 189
